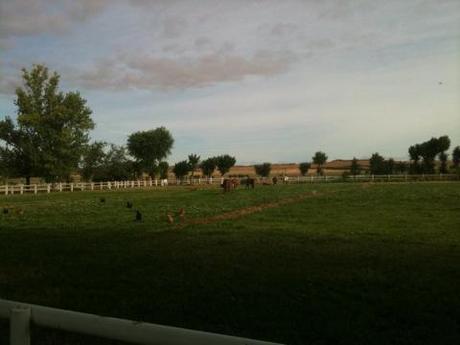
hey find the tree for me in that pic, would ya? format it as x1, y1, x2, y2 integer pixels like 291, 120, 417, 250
215, 154, 236, 176
173, 160, 190, 181
453, 146, 460, 169
350, 158, 360, 176
312, 151, 327, 175
299, 162, 311, 176
127, 127, 174, 178
102, 144, 133, 181
0, 64, 94, 183
408, 144, 421, 174
158, 161, 169, 179
411, 136, 450, 174
395, 161, 408, 174
80, 141, 106, 181
439, 152, 448, 174
188, 154, 200, 178
200, 157, 217, 177
369, 153, 385, 175
254, 162, 271, 178
384, 158, 395, 175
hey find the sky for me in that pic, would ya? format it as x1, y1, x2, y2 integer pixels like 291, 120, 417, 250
0, 0, 459, 164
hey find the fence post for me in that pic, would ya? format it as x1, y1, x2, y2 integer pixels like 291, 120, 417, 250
47, 184, 51, 193
70, 183, 74, 192
5, 184, 8, 195
33, 185, 37, 195
20, 185, 24, 195
10, 307, 31, 345
372, 175, 375, 182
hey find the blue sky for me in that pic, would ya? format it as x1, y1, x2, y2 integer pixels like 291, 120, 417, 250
1, 0, 459, 164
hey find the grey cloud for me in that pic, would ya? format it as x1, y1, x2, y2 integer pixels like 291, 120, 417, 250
76, 50, 294, 91
0, 0, 108, 38
162, 16, 187, 38
270, 23, 297, 36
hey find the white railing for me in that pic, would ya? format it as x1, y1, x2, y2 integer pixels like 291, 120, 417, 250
0, 299, 283, 345
0, 174, 458, 195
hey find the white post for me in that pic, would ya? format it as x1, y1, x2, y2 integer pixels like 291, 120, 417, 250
58, 183, 62, 192
47, 184, 51, 193
372, 175, 375, 182
70, 183, 74, 192
5, 185, 8, 195
20, 185, 24, 195
131, 181, 135, 188
34, 185, 37, 195
108, 182, 111, 189
91, 183, 94, 191
155, 179, 158, 186
10, 307, 31, 345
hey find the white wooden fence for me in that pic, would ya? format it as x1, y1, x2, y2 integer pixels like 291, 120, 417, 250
0, 299, 284, 345
0, 174, 458, 196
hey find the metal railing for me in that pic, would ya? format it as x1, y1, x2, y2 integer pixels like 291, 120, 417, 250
0, 174, 458, 196
0, 299, 283, 345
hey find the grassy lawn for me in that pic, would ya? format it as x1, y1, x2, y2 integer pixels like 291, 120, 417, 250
0, 182, 459, 344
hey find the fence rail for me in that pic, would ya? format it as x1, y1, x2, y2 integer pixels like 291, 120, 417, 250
0, 299, 283, 345
0, 174, 458, 196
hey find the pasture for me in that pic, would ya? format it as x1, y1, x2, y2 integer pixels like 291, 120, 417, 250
0, 182, 459, 345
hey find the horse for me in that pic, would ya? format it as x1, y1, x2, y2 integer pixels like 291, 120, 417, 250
245, 177, 255, 189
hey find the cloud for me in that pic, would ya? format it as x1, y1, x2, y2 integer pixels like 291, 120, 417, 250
0, 0, 108, 38
75, 50, 295, 90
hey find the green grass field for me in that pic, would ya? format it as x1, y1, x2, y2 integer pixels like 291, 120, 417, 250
1, 182, 459, 345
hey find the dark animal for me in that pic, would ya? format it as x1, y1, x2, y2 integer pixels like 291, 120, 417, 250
221, 178, 239, 192
126, 201, 133, 209
272, 176, 278, 185
135, 210, 142, 222
245, 178, 255, 189
3, 208, 8, 214
100, 197, 106, 203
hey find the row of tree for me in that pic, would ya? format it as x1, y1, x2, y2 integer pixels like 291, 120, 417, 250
172, 154, 236, 180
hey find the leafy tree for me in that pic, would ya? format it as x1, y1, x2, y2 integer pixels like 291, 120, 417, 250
200, 157, 217, 177
408, 144, 421, 174
384, 158, 395, 175
254, 162, 272, 177
80, 141, 106, 181
299, 162, 311, 176
411, 136, 450, 174
439, 152, 448, 174
0, 64, 94, 183
158, 161, 169, 179
395, 161, 408, 174
369, 153, 385, 175
127, 127, 174, 178
312, 151, 327, 175
350, 158, 360, 176
453, 146, 460, 169
173, 160, 190, 181
188, 154, 200, 178
102, 144, 133, 181
215, 154, 236, 176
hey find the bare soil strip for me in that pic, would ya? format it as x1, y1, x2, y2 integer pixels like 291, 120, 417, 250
176, 190, 334, 229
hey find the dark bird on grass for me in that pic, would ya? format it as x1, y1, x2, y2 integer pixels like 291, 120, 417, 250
3, 208, 8, 214
167, 212, 174, 224
135, 210, 143, 222
100, 197, 106, 203
126, 201, 133, 209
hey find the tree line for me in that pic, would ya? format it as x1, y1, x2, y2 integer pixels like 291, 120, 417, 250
1, 65, 459, 183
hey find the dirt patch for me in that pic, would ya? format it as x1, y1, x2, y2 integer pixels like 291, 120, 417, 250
175, 190, 331, 229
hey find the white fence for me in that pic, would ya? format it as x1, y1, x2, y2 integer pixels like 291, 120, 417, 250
0, 174, 458, 196
0, 299, 284, 345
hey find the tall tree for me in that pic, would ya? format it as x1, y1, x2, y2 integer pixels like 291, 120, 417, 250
408, 144, 421, 174
215, 154, 236, 176
254, 162, 272, 177
158, 161, 169, 179
439, 152, 448, 174
0, 64, 94, 183
188, 154, 200, 178
200, 157, 217, 177
80, 141, 106, 181
312, 151, 328, 175
173, 160, 190, 181
127, 127, 174, 178
453, 146, 460, 169
299, 162, 311, 176
350, 158, 360, 176
369, 153, 385, 175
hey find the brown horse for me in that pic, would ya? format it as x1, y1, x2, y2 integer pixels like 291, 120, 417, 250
221, 178, 239, 192
245, 177, 255, 189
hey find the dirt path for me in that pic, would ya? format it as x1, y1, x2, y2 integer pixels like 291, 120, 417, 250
176, 190, 333, 229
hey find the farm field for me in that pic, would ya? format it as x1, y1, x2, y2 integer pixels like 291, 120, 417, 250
0, 182, 459, 345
